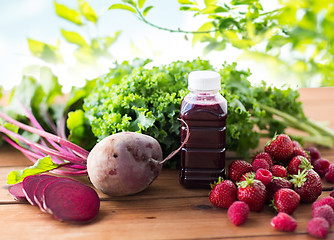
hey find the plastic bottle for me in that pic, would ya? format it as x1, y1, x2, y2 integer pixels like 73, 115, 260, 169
179, 70, 227, 188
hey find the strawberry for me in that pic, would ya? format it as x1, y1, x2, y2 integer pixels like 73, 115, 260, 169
239, 172, 255, 182
291, 147, 310, 160
270, 165, 287, 178
209, 177, 237, 209
271, 212, 297, 232
237, 178, 266, 212
227, 201, 250, 226
265, 134, 293, 165
228, 160, 253, 183
272, 188, 300, 214
266, 177, 292, 203
290, 169, 322, 203
253, 152, 274, 168
313, 158, 330, 177
287, 155, 312, 175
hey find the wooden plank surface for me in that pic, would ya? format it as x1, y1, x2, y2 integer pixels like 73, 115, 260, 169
0, 87, 334, 239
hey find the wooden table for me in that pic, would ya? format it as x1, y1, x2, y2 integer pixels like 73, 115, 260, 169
0, 88, 334, 240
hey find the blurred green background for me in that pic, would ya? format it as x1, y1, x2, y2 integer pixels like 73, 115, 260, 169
1, 0, 333, 90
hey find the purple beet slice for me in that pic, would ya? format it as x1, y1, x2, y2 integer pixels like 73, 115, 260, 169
8, 182, 26, 202
22, 174, 56, 206
33, 176, 58, 211
43, 180, 100, 223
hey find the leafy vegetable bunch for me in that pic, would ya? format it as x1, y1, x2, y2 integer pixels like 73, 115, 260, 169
69, 58, 334, 168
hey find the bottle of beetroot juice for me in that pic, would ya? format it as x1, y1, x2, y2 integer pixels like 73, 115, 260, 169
180, 70, 227, 188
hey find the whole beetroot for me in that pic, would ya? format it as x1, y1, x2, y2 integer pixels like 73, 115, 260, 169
87, 132, 163, 196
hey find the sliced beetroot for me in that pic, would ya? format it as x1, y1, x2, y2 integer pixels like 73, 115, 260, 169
43, 180, 100, 223
22, 174, 56, 206
33, 176, 59, 211
8, 182, 26, 202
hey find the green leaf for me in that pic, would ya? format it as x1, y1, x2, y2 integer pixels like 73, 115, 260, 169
192, 22, 214, 46
61, 29, 88, 47
122, 0, 137, 7
204, 0, 218, 6
180, 6, 200, 11
27, 38, 62, 64
40, 66, 63, 105
78, 0, 98, 23
201, 6, 227, 14
6, 156, 68, 184
143, 6, 153, 16
178, 0, 196, 4
138, 0, 146, 8
67, 109, 97, 149
104, 30, 122, 49
108, 3, 137, 13
54, 2, 82, 25
6, 76, 45, 117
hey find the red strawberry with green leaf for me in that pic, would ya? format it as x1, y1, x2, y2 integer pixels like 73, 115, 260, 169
237, 178, 267, 212
228, 160, 253, 183
272, 188, 300, 214
265, 134, 293, 165
209, 177, 237, 209
290, 169, 322, 203
287, 155, 313, 175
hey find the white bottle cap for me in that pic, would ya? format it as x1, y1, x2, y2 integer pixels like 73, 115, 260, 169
188, 70, 221, 91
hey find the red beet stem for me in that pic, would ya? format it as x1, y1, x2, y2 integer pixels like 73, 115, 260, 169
0, 125, 86, 165
159, 118, 190, 165
0, 110, 89, 158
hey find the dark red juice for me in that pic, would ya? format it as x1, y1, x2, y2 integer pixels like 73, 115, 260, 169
180, 93, 227, 188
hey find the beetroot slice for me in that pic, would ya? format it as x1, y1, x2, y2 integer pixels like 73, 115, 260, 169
22, 174, 56, 206
8, 182, 26, 202
43, 180, 100, 223
33, 176, 58, 211
41, 178, 76, 213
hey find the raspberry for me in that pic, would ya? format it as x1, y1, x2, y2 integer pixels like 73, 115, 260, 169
270, 165, 287, 178
313, 158, 330, 177
291, 147, 310, 160
312, 205, 334, 226
255, 169, 272, 186
227, 201, 250, 226
270, 212, 297, 232
325, 164, 334, 183
312, 196, 334, 211
252, 158, 270, 172
292, 140, 302, 148
305, 147, 321, 164
307, 217, 330, 238
253, 152, 274, 168
331, 191, 334, 198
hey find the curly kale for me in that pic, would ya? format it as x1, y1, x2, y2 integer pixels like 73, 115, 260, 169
66, 58, 334, 168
